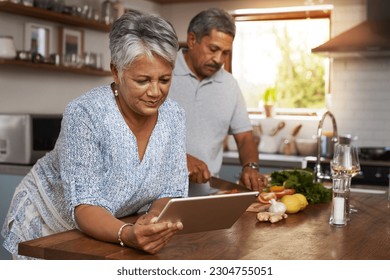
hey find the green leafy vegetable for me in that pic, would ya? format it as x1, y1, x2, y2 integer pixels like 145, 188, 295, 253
269, 168, 332, 204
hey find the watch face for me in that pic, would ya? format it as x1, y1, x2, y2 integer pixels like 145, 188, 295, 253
249, 163, 259, 169
244, 162, 259, 170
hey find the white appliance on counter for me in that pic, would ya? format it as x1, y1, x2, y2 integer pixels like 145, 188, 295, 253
0, 113, 62, 164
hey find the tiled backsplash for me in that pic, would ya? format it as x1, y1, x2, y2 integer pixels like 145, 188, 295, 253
331, 58, 390, 147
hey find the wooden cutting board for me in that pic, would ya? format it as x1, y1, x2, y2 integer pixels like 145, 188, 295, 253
246, 202, 270, 212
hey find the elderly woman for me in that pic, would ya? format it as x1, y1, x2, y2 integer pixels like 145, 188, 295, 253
1, 11, 188, 259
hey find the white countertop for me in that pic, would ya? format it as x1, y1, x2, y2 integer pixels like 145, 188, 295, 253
223, 151, 307, 168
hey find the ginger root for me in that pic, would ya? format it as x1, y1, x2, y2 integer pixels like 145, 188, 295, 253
257, 211, 288, 223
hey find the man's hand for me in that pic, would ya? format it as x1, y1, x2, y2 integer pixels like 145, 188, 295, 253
186, 154, 211, 183
239, 168, 268, 192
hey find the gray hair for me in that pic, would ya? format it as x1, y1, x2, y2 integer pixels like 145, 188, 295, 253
109, 11, 178, 78
187, 8, 236, 42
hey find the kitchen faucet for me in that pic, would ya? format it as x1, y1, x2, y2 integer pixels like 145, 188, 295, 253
314, 110, 338, 182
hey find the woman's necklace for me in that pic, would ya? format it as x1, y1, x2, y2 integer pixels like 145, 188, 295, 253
110, 82, 157, 131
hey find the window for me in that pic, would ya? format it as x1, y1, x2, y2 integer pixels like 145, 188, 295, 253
231, 6, 332, 115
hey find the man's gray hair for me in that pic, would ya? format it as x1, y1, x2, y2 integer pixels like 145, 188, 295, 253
187, 8, 236, 42
109, 11, 178, 78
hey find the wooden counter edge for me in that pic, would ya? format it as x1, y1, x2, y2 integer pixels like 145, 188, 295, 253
18, 229, 86, 259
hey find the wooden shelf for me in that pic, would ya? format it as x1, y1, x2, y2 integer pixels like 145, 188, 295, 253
0, 2, 111, 32
0, 59, 111, 77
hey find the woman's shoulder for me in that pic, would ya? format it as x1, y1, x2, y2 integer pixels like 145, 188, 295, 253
65, 85, 114, 115
70, 84, 111, 103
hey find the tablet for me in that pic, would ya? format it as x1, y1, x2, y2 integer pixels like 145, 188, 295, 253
156, 191, 259, 234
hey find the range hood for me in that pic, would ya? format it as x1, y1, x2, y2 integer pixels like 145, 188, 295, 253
312, 0, 390, 57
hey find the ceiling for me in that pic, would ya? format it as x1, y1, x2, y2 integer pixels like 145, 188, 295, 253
149, 0, 227, 4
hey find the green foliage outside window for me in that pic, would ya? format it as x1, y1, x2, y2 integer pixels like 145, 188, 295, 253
274, 27, 326, 109
233, 17, 329, 111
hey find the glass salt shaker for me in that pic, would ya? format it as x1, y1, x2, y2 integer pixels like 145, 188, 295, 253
329, 177, 349, 227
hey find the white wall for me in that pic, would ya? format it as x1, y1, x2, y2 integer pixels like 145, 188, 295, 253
1, 0, 389, 147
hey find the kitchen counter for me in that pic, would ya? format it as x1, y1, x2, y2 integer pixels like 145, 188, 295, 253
223, 151, 307, 169
0, 163, 32, 176
18, 177, 390, 260
0, 168, 26, 259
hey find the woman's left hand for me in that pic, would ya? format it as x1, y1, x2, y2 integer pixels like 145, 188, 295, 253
123, 213, 183, 254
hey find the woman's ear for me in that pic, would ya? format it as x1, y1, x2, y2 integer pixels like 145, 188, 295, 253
110, 63, 120, 84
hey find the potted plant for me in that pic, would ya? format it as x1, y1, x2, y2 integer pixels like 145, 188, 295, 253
263, 86, 277, 118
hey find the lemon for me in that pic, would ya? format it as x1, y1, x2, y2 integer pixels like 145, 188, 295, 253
293, 193, 308, 210
280, 195, 301, 214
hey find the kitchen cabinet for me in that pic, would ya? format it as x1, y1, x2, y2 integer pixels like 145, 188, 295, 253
0, 165, 31, 260
0, 2, 111, 76
0, 174, 24, 260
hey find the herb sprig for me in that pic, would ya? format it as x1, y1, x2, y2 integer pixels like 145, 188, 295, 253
269, 168, 332, 204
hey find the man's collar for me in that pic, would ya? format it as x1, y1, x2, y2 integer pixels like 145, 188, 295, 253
174, 49, 223, 83
173, 49, 192, 76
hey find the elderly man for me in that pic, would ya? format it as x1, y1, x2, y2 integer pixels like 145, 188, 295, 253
169, 8, 268, 192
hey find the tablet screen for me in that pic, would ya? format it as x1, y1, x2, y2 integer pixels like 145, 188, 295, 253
156, 191, 259, 234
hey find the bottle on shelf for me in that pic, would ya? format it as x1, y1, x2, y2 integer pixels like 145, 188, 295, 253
113, 0, 125, 20
101, 0, 114, 25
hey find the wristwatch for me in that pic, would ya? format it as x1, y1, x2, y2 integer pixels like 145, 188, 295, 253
242, 162, 260, 171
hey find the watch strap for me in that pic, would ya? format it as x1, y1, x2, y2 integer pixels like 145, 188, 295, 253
242, 162, 260, 170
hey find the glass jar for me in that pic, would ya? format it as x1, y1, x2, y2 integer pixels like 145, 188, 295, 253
22, 0, 34, 6
101, 0, 114, 25
34, 0, 51, 9
0, 36, 17, 59
51, 0, 65, 13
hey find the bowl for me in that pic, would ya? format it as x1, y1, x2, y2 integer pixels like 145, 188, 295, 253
295, 138, 318, 156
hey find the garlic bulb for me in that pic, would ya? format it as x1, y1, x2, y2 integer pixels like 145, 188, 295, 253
268, 199, 286, 214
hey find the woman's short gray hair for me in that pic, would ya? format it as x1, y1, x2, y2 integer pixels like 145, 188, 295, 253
109, 11, 178, 78
187, 8, 236, 42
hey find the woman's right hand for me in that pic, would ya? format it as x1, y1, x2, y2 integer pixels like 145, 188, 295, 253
123, 213, 183, 254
